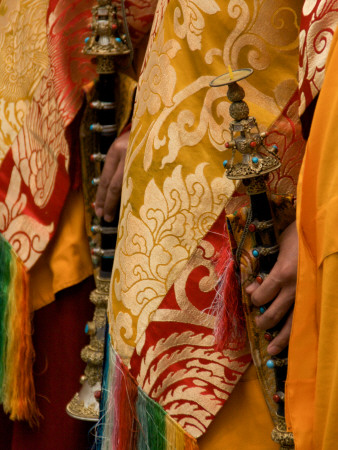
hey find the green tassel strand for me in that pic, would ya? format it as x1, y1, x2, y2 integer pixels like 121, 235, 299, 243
136, 388, 166, 450
0, 235, 12, 398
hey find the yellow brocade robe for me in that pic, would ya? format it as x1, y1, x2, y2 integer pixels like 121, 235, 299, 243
108, 0, 303, 445
109, 0, 303, 365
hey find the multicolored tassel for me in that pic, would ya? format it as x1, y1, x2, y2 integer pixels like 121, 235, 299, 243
0, 233, 40, 426
97, 342, 198, 450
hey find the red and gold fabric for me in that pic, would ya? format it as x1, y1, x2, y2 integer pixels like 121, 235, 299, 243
105, 0, 305, 446
0, 0, 156, 298
298, 0, 338, 116
0, 0, 96, 271
0, 0, 156, 425
0, 0, 97, 424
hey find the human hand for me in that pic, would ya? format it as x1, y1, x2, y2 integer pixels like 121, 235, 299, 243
95, 130, 130, 222
245, 220, 298, 355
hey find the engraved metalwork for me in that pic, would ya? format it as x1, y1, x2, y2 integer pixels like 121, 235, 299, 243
67, 0, 132, 421
91, 225, 118, 234
91, 247, 115, 257
254, 245, 279, 257
235, 207, 252, 265
271, 415, 294, 449
90, 153, 106, 162
227, 156, 280, 179
67, 394, 100, 422
271, 357, 288, 368
275, 391, 285, 402
229, 101, 249, 121
90, 123, 117, 133
257, 272, 268, 281
214, 70, 281, 180
251, 219, 274, 231
66, 276, 110, 420
90, 100, 116, 110
245, 176, 267, 195
84, 3, 130, 59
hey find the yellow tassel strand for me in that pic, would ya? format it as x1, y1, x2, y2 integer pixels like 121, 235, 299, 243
165, 414, 186, 449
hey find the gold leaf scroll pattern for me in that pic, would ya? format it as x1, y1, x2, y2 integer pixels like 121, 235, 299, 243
298, 0, 338, 114
139, 0, 171, 76
0, 0, 49, 161
135, 73, 233, 172
130, 1, 301, 176
131, 2, 228, 173
109, 163, 229, 363
11, 67, 69, 210
124, 20, 180, 177
173, 0, 220, 51
136, 331, 249, 438
0, 166, 54, 265
222, 0, 300, 123
133, 22, 181, 123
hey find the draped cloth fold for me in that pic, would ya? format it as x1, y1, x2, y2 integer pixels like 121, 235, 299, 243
286, 28, 338, 450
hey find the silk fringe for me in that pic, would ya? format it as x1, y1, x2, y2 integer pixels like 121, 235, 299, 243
97, 341, 198, 449
0, 234, 40, 426
211, 223, 246, 351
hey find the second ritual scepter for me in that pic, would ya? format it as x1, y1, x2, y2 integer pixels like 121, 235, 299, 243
66, 0, 131, 421
210, 68, 294, 449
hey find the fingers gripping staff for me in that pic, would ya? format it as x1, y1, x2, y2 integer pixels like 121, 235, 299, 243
210, 69, 294, 449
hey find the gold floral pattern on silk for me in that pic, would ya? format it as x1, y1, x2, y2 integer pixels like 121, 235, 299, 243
110, 163, 229, 361
109, 0, 302, 365
0, 0, 49, 161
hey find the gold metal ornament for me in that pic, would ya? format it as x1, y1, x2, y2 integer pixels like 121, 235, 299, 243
84, 1, 130, 74
210, 69, 281, 180
271, 415, 294, 450
66, 0, 132, 422
66, 276, 109, 421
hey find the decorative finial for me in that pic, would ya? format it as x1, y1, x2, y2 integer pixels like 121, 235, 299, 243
84, 1, 131, 73
210, 68, 280, 181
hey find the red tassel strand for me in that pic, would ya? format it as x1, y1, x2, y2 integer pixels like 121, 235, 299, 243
212, 236, 246, 351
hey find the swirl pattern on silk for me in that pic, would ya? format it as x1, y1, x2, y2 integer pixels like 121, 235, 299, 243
108, 0, 305, 438
298, 0, 338, 115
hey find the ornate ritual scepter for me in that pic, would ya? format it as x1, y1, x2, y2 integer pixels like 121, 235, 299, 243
210, 69, 294, 449
66, 0, 131, 421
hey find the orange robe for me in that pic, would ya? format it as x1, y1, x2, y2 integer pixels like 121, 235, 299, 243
286, 29, 338, 450
198, 364, 278, 449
